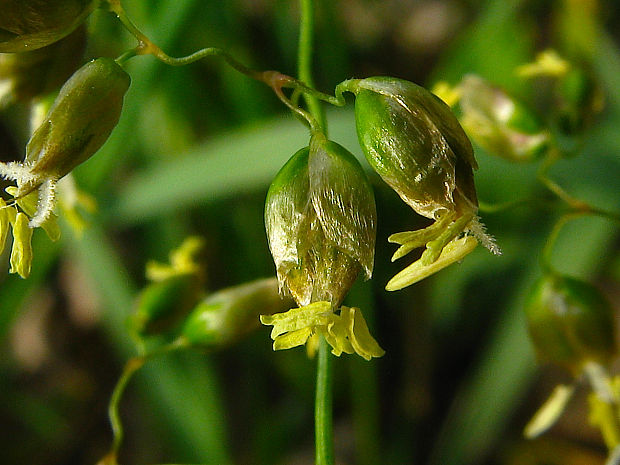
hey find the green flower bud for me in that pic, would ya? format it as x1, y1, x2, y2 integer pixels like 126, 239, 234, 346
352, 76, 478, 219
132, 273, 203, 337
555, 67, 603, 137
131, 237, 205, 339
179, 278, 294, 348
459, 75, 549, 162
0, 0, 97, 52
347, 76, 499, 290
525, 274, 616, 375
0, 25, 86, 107
265, 133, 376, 307
516, 51, 603, 139
25, 56, 130, 181
0, 57, 130, 227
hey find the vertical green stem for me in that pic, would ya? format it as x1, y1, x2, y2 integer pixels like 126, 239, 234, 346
298, 1, 334, 463
315, 336, 335, 465
298, 0, 327, 132
540, 213, 578, 274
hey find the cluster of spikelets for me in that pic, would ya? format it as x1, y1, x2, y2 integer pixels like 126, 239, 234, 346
0, 0, 505, 361
261, 49, 605, 361
261, 77, 503, 359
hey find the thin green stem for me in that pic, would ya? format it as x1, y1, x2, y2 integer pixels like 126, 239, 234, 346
108, 0, 263, 77
479, 149, 620, 221
107, 0, 345, 134
478, 196, 541, 214
533, 150, 620, 248
315, 336, 335, 465
108, 356, 145, 461
535, 146, 620, 274
114, 48, 138, 65
540, 212, 578, 274
541, 204, 620, 274
106, 342, 184, 461
298, 0, 326, 132
297, 1, 335, 463
536, 148, 602, 214
536, 149, 585, 209
538, 173, 590, 211
270, 78, 322, 133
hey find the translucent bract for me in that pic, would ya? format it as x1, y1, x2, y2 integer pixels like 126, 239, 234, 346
354, 76, 478, 219
265, 133, 376, 307
263, 133, 382, 359
350, 76, 499, 290
459, 75, 549, 162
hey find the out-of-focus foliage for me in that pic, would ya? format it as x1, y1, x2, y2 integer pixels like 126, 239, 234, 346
0, 1, 619, 465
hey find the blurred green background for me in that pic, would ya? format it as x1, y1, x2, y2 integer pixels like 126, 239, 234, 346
1, 0, 620, 464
